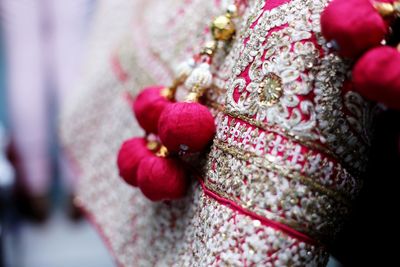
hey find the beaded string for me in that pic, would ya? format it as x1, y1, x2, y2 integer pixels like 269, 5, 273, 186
161, 0, 247, 103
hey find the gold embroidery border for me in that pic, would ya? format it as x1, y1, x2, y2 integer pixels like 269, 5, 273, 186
204, 181, 332, 243
213, 139, 352, 204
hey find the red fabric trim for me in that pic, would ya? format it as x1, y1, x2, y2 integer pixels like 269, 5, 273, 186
198, 178, 317, 245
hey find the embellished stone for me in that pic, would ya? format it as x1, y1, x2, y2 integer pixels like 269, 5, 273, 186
258, 73, 283, 107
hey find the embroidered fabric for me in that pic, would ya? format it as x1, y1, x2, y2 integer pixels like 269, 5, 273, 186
60, 0, 378, 266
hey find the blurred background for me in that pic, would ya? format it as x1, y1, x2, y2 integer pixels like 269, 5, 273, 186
0, 1, 114, 266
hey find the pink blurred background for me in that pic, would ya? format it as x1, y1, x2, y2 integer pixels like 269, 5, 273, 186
0, 1, 115, 266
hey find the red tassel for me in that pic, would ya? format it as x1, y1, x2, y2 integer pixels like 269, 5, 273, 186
321, 0, 388, 58
137, 156, 187, 201
353, 46, 400, 109
133, 86, 172, 134
158, 102, 216, 153
117, 137, 153, 186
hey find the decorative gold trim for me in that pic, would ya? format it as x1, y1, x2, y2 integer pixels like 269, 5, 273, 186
204, 181, 327, 242
213, 139, 352, 204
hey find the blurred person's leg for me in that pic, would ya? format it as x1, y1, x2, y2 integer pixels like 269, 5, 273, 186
1, 0, 51, 222
50, 0, 93, 220
0, 35, 9, 128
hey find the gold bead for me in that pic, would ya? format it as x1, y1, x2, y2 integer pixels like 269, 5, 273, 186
374, 2, 395, 17
211, 15, 235, 41
156, 145, 169, 157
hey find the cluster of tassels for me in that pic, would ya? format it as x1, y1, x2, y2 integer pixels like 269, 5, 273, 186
117, 4, 240, 201
321, 0, 400, 109
117, 137, 187, 201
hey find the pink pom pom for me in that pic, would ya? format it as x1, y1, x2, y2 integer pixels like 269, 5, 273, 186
158, 102, 216, 153
137, 156, 187, 201
321, 0, 388, 58
353, 46, 400, 109
117, 137, 153, 186
133, 86, 172, 134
